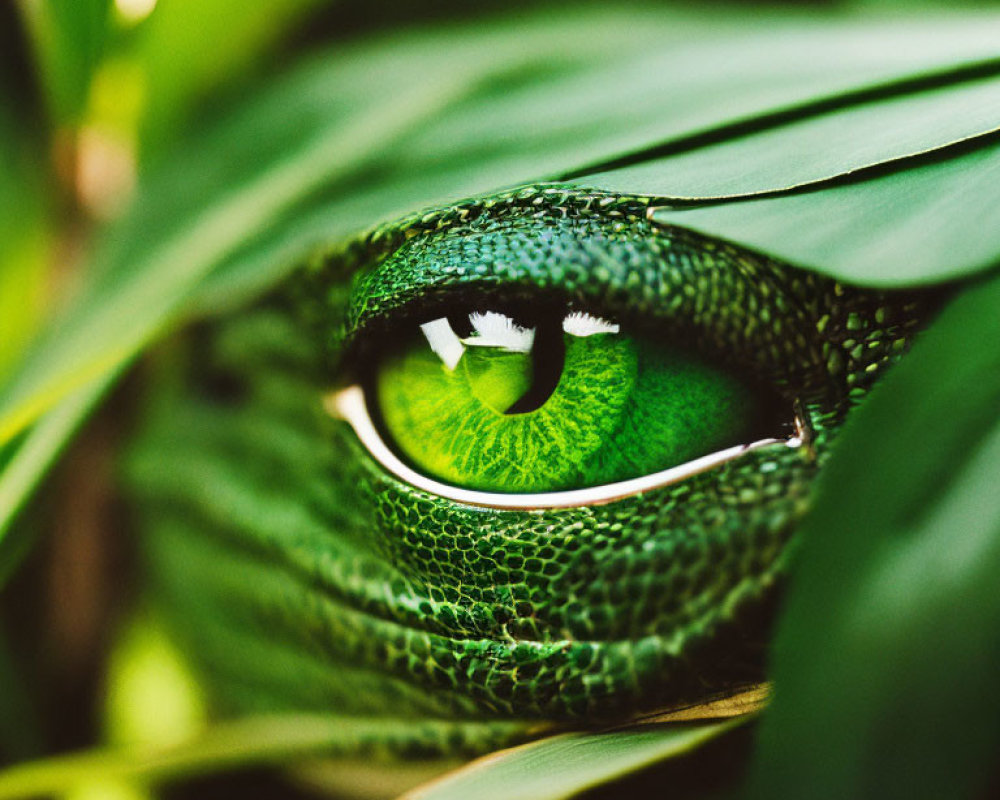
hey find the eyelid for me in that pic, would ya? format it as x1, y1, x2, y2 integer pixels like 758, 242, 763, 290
324, 385, 808, 510
342, 211, 652, 351
336, 205, 829, 406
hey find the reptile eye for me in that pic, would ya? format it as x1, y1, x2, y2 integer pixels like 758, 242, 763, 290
324, 196, 832, 509
331, 299, 802, 507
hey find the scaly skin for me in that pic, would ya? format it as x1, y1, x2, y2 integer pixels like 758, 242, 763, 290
125, 185, 930, 757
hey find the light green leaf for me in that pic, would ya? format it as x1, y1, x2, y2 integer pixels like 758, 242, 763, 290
404, 719, 744, 800
650, 139, 1000, 287
746, 270, 1000, 799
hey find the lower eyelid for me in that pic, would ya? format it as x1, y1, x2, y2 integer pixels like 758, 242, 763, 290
325, 384, 809, 510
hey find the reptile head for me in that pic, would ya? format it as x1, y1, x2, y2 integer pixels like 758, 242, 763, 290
127, 184, 930, 743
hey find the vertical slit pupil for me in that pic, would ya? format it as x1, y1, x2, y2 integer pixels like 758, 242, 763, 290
505, 318, 565, 414
447, 312, 475, 338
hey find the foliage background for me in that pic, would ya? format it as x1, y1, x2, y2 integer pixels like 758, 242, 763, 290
0, 1, 998, 798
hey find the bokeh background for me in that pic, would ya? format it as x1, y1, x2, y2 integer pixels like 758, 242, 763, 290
1, 2, 999, 798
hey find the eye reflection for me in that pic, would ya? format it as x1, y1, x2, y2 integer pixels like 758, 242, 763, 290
418, 311, 619, 415
357, 304, 792, 496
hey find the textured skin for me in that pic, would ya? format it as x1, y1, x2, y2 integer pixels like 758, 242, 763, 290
126, 185, 929, 757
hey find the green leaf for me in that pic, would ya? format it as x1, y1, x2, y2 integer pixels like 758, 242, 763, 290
404, 719, 744, 800
571, 70, 1000, 199
411, 12, 1000, 186
18, 0, 112, 125
650, 139, 1000, 287
746, 270, 1000, 799
0, 89, 50, 382
130, 0, 331, 162
0, 714, 524, 799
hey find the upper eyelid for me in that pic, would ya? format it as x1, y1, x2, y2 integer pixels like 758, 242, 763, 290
330, 198, 836, 402
340, 190, 654, 333
344, 212, 639, 337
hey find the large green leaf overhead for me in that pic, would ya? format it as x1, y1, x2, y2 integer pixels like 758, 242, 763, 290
570, 71, 1000, 199
648, 141, 1000, 287
3, 7, 1000, 552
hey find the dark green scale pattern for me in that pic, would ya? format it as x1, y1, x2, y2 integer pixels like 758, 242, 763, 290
126, 185, 931, 756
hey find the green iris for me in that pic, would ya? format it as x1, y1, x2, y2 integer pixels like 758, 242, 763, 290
374, 310, 758, 493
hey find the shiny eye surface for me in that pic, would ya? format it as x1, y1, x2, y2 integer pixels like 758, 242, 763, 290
368, 306, 772, 493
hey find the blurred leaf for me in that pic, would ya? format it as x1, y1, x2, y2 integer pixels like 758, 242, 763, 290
650, 138, 1000, 287
5, 8, 1000, 571
0, 714, 527, 799
64, 780, 149, 800
746, 270, 1000, 799
130, 0, 330, 162
0, 103, 49, 382
404, 719, 745, 800
104, 609, 206, 749
631, 683, 769, 725
57, 610, 209, 800
0, 66, 55, 581
18, 0, 112, 125
0, 382, 108, 582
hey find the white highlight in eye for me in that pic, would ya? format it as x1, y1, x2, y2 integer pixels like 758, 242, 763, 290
420, 318, 465, 370
562, 312, 621, 337
463, 312, 536, 352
